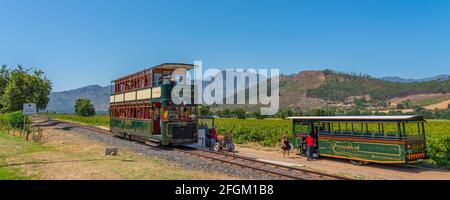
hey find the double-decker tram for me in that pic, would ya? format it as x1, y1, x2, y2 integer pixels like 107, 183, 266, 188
109, 63, 198, 146
289, 116, 428, 165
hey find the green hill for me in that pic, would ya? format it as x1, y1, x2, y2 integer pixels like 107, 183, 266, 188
305, 70, 450, 101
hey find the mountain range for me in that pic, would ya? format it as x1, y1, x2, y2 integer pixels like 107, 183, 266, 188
46, 85, 110, 114
381, 74, 449, 83
45, 72, 450, 113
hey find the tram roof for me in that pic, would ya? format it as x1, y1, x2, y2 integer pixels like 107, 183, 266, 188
288, 115, 424, 122
153, 63, 194, 70
112, 63, 194, 82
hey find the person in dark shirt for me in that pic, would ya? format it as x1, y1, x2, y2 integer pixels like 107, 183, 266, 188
281, 135, 291, 157
208, 127, 218, 150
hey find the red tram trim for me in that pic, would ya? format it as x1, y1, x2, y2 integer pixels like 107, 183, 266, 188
407, 153, 427, 161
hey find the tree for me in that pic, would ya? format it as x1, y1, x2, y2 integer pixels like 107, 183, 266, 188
0, 65, 9, 110
222, 108, 231, 117
233, 108, 246, 119
0, 65, 8, 95
286, 109, 294, 117
75, 98, 96, 116
254, 111, 265, 119
1, 65, 52, 112
277, 109, 295, 119
215, 110, 222, 117
277, 110, 287, 119
414, 105, 425, 113
354, 98, 366, 109
200, 105, 211, 116
311, 109, 326, 116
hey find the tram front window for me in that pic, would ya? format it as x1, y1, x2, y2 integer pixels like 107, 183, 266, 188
294, 123, 310, 135
167, 106, 193, 121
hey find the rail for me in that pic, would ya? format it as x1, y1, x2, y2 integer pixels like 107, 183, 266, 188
48, 119, 353, 180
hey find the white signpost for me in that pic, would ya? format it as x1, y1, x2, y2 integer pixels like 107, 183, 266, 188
23, 103, 37, 116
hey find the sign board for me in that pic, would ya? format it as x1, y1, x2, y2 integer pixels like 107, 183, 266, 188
23, 103, 37, 115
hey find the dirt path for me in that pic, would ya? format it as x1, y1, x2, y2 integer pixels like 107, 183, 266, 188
425, 100, 450, 110
4, 126, 237, 180
235, 144, 450, 180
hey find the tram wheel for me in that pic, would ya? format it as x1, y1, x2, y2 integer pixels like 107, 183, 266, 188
213, 143, 221, 151
349, 160, 366, 166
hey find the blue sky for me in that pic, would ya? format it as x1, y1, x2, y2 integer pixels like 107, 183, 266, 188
0, 0, 449, 91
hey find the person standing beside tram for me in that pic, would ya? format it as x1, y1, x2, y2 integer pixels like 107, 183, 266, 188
305, 133, 315, 161
281, 135, 291, 157
208, 126, 218, 150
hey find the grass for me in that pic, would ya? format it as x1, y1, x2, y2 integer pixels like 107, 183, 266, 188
0, 117, 237, 180
43, 113, 109, 127
0, 131, 52, 180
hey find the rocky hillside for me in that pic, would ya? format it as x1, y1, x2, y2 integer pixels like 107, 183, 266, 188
282, 70, 450, 111
305, 70, 450, 101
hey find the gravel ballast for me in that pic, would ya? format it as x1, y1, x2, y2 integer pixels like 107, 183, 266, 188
52, 122, 278, 180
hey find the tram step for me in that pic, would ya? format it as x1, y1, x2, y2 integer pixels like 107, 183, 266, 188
145, 139, 161, 147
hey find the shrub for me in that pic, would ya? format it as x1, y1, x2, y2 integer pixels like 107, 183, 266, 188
427, 134, 450, 167
0, 111, 28, 129
233, 108, 246, 119
6, 111, 25, 128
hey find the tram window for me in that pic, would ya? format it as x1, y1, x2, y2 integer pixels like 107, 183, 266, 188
155, 108, 160, 118
162, 75, 171, 84
147, 73, 152, 87
175, 75, 185, 84
363, 124, 382, 136
294, 123, 309, 134
153, 73, 161, 86
137, 108, 142, 119
403, 122, 422, 136
381, 123, 403, 137
330, 123, 340, 133
149, 107, 152, 119
180, 106, 191, 120
164, 106, 192, 121
314, 123, 326, 134
141, 77, 146, 87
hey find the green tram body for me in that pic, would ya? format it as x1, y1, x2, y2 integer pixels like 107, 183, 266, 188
289, 116, 428, 164
109, 63, 198, 146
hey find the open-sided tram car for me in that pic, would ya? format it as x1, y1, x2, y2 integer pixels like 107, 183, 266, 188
109, 63, 198, 146
289, 116, 428, 165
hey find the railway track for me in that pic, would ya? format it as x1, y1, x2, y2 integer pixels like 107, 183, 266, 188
46, 119, 352, 180
174, 147, 351, 180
